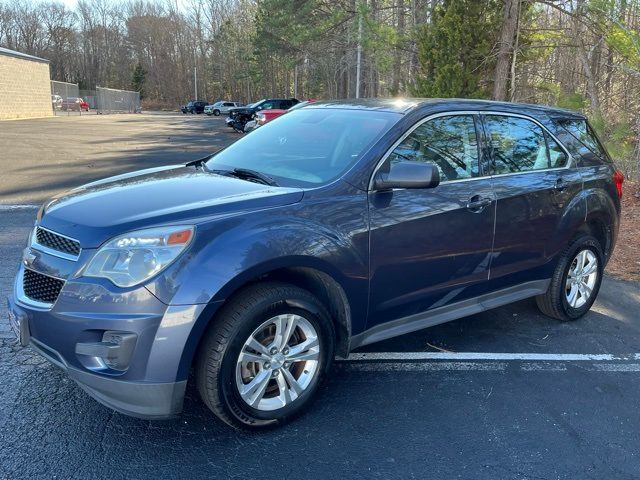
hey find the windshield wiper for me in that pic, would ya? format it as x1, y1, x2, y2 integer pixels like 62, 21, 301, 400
185, 155, 212, 168
207, 167, 278, 186
232, 168, 278, 186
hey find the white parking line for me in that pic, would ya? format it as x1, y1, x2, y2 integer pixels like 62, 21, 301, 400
0, 204, 39, 211
339, 352, 640, 373
345, 352, 640, 362
339, 361, 640, 372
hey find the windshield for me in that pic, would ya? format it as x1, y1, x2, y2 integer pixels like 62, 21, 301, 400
205, 108, 400, 187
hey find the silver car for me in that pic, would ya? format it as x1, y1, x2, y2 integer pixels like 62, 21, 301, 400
51, 94, 63, 110
205, 101, 241, 116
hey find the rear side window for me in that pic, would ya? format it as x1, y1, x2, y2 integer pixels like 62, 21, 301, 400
555, 119, 610, 163
484, 115, 566, 174
548, 135, 568, 168
388, 115, 480, 182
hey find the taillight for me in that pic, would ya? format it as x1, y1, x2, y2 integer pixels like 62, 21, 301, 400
613, 170, 624, 199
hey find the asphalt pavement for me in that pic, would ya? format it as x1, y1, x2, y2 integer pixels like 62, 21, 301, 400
0, 113, 240, 203
1, 114, 640, 479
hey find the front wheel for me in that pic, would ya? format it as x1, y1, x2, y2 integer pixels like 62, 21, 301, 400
213, 109, 220, 116
536, 235, 604, 321
195, 282, 335, 429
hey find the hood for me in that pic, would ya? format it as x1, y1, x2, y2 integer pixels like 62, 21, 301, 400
40, 165, 304, 248
229, 106, 253, 114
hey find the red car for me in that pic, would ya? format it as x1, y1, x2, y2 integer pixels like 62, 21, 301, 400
61, 97, 90, 112
254, 99, 316, 126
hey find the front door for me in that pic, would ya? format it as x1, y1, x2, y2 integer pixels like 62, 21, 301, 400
367, 114, 496, 328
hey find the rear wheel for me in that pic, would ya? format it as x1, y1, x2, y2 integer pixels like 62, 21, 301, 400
195, 282, 335, 429
536, 235, 604, 321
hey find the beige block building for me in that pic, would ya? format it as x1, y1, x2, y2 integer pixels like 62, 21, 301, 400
0, 47, 52, 120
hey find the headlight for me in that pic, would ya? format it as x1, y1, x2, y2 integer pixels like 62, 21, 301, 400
83, 226, 194, 287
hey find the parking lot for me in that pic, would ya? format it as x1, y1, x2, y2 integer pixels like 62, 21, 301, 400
0, 113, 238, 203
1, 114, 640, 479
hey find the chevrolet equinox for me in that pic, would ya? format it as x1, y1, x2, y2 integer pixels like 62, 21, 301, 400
9, 99, 623, 429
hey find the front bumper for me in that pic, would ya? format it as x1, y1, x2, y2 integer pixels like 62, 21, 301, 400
29, 332, 187, 420
8, 272, 208, 419
31, 334, 187, 419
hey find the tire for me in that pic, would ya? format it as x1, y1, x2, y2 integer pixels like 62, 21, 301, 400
536, 235, 604, 321
195, 282, 335, 429
213, 109, 220, 116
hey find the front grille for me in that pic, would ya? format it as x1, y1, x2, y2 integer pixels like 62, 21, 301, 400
35, 227, 80, 257
23, 269, 65, 304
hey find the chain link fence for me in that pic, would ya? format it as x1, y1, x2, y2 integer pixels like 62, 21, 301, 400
50, 81, 140, 115
50, 81, 84, 116
96, 87, 141, 114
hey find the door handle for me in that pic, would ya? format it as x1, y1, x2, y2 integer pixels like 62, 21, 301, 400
467, 195, 492, 212
554, 177, 566, 192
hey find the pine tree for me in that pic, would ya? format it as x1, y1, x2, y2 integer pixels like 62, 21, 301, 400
413, 0, 500, 98
132, 62, 147, 100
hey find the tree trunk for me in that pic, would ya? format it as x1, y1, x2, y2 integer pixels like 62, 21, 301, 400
391, 0, 405, 95
573, 0, 601, 118
492, 0, 519, 101
635, 112, 640, 186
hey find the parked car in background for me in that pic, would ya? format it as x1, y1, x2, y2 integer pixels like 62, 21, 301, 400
205, 101, 242, 116
242, 119, 258, 133
226, 98, 299, 132
61, 97, 89, 112
254, 100, 317, 129
9, 99, 621, 430
51, 95, 63, 110
181, 101, 209, 114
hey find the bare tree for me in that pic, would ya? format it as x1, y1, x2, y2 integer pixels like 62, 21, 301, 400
493, 0, 520, 101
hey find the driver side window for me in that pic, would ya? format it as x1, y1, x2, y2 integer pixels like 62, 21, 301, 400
388, 115, 480, 182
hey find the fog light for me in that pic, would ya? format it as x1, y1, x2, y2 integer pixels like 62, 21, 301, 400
75, 331, 137, 371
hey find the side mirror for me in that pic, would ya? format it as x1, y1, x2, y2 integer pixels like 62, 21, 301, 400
373, 161, 440, 190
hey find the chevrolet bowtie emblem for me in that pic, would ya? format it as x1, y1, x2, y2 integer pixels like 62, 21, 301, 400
23, 250, 36, 268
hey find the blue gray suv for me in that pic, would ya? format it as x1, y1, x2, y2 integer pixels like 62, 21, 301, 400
9, 99, 622, 429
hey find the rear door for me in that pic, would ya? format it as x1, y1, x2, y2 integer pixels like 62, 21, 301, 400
482, 113, 582, 286
367, 113, 496, 328
280, 100, 294, 110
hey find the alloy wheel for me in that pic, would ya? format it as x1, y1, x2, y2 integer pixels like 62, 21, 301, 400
235, 314, 320, 411
565, 249, 599, 309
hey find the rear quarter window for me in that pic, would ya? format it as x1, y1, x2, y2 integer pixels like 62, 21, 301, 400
553, 119, 611, 166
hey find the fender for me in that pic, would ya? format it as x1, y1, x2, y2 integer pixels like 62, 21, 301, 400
145, 188, 370, 380
584, 184, 620, 259
546, 184, 587, 260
